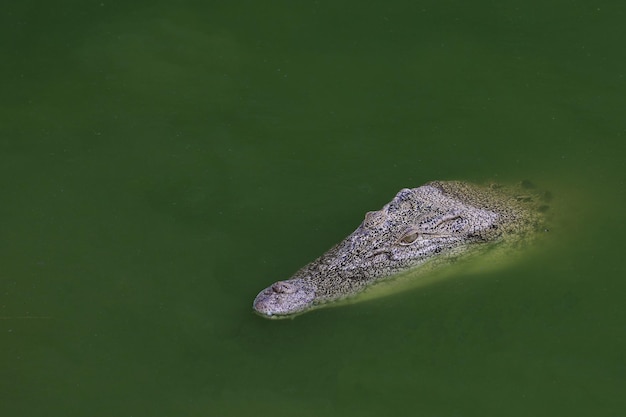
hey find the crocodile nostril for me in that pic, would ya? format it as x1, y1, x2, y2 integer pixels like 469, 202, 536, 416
272, 281, 295, 294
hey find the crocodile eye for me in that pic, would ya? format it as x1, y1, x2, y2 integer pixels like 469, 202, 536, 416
398, 229, 419, 245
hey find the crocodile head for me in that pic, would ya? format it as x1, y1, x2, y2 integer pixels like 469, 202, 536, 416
253, 182, 522, 318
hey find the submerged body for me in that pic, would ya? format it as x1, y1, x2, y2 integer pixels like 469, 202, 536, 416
253, 181, 547, 319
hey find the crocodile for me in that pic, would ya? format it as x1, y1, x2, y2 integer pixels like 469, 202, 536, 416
253, 180, 548, 319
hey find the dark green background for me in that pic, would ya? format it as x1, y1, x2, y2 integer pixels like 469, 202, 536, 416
2, 1, 625, 416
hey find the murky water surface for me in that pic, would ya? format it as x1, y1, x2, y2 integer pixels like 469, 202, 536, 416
2, 2, 625, 416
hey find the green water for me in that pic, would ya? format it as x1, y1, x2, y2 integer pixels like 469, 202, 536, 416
2, 1, 625, 416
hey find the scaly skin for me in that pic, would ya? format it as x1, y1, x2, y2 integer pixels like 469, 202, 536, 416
253, 181, 547, 319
